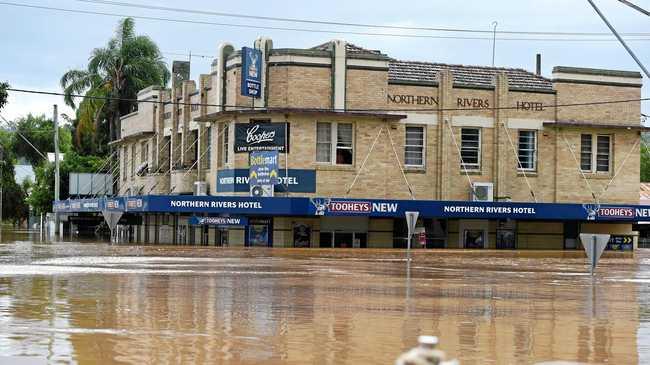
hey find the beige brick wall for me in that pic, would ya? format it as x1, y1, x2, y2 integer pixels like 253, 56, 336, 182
555, 83, 641, 124
266, 65, 332, 109
346, 69, 387, 110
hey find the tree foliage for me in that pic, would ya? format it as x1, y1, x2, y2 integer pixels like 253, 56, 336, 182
61, 17, 169, 146
0, 129, 30, 225
0, 82, 8, 111
12, 114, 71, 166
642, 134, 650, 182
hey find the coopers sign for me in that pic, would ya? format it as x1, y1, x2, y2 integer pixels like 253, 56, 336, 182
234, 123, 289, 153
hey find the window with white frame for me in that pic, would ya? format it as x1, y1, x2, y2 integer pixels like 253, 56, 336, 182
316, 122, 353, 165
580, 133, 611, 173
316, 122, 331, 163
517, 130, 537, 170
460, 128, 481, 170
580, 134, 592, 171
404, 126, 425, 167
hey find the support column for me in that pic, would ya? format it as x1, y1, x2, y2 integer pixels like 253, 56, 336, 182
181, 80, 196, 168
437, 70, 454, 200
332, 40, 347, 110
494, 72, 510, 200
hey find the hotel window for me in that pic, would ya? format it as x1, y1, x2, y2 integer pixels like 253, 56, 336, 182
404, 126, 425, 167
580, 134, 611, 173
221, 123, 229, 165
206, 126, 212, 167
130, 144, 136, 179
460, 128, 480, 170
316, 122, 353, 165
140, 141, 148, 165
517, 130, 536, 171
122, 146, 127, 181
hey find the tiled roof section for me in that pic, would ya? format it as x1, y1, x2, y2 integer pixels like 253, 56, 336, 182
311, 41, 385, 56
389, 60, 554, 91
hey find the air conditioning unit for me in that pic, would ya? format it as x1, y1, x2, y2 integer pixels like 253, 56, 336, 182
471, 182, 494, 202
193, 181, 208, 196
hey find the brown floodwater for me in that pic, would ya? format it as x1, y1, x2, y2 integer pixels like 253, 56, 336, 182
0, 230, 648, 364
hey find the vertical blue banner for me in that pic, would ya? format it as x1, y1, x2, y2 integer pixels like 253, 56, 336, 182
241, 47, 262, 98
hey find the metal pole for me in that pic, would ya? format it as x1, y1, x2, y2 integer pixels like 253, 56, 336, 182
53, 105, 61, 237
491, 21, 498, 67
587, 0, 650, 79
591, 236, 597, 275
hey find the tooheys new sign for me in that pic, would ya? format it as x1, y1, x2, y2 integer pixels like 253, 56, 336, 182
234, 122, 289, 153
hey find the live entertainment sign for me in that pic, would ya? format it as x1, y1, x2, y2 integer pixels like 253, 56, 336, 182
234, 122, 289, 153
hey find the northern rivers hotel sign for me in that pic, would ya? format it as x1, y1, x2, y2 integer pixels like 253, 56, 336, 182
387, 94, 545, 111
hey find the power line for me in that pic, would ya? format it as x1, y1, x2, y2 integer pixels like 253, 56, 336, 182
5, 87, 650, 113
618, 0, 650, 16
2, 1, 650, 42
76, 0, 650, 37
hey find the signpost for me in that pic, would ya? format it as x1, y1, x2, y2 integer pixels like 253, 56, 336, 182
405, 211, 419, 259
580, 233, 610, 275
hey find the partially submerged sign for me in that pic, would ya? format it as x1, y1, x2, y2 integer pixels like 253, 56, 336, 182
580, 233, 610, 275
189, 216, 248, 226
405, 211, 419, 251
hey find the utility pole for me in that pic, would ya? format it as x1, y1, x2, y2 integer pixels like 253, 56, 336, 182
587, 0, 650, 79
53, 104, 60, 236
491, 21, 498, 67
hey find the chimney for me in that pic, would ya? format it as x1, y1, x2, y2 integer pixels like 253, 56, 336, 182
535, 54, 541, 76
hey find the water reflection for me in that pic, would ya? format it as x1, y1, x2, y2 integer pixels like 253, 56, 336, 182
0, 231, 647, 364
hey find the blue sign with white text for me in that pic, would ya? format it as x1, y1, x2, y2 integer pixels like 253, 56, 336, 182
241, 47, 262, 98
217, 169, 316, 193
249, 151, 279, 186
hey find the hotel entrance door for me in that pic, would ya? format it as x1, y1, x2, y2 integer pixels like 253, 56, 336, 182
319, 231, 367, 248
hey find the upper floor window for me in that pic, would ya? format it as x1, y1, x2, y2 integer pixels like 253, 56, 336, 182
316, 122, 353, 165
404, 126, 425, 167
581, 134, 611, 173
460, 128, 481, 170
517, 130, 537, 171
221, 123, 230, 165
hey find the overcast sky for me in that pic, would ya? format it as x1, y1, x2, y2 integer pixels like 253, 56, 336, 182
1, 0, 648, 122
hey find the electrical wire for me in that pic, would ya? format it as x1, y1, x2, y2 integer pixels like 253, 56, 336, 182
2, 1, 650, 42
75, 0, 650, 37
6, 87, 650, 113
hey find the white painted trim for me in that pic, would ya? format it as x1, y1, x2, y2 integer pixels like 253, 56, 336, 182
268, 54, 331, 66
507, 118, 546, 130
189, 121, 199, 130
451, 116, 494, 128
333, 40, 346, 110
552, 71, 642, 85
347, 58, 388, 69
398, 113, 438, 125
225, 55, 241, 69
163, 127, 171, 136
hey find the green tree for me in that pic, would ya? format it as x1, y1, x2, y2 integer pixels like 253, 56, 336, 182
0, 82, 8, 111
61, 17, 169, 145
0, 129, 30, 225
642, 140, 650, 182
27, 151, 108, 215
12, 114, 72, 166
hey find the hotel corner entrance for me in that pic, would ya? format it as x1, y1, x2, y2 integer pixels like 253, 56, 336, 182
319, 216, 368, 248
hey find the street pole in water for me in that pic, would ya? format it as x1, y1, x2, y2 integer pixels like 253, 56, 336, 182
53, 105, 61, 238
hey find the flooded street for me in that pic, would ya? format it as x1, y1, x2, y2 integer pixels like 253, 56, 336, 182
0, 231, 649, 364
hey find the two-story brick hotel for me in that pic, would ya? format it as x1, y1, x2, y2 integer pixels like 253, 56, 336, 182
55, 37, 649, 250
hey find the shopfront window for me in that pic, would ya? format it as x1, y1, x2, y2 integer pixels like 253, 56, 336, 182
464, 229, 485, 249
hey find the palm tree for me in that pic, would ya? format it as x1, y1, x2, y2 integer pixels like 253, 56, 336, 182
61, 18, 169, 145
